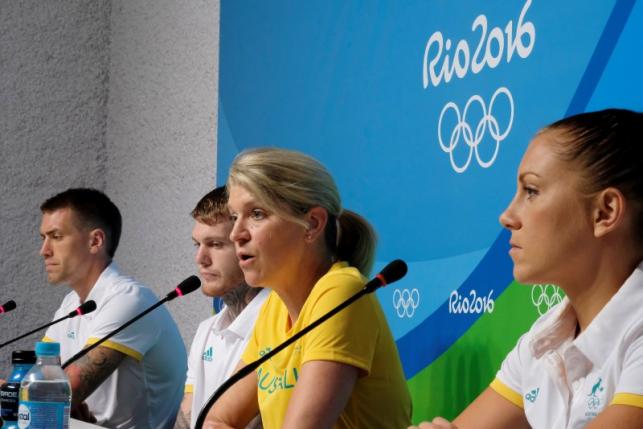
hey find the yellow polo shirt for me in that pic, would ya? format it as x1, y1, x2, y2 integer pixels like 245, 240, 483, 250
242, 262, 412, 428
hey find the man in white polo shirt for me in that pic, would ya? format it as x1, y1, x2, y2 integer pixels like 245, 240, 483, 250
40, 188, 186, 428
174, 187, 268, 429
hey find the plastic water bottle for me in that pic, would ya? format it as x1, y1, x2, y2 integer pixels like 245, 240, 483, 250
17, 342, 71, 429
0, 351, 37, 429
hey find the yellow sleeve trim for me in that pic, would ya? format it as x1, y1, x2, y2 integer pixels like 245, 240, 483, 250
42, 336, 56, 343
184, 384, 194, 393
611, 393, 643, 408
86, 337, 143, 361
490, 378, 524, 409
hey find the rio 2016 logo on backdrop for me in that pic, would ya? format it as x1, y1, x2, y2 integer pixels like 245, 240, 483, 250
422, 0, 535, 90
423, 0, 535, 173
393, 288, 420, 318
437, 87, 514, 173
531, 284, 564, 315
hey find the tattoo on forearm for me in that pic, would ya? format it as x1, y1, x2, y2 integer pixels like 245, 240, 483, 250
66, 346, 126, 405
173, 410, 191, 429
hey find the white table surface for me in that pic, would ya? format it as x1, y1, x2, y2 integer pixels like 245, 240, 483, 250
70, 418, 104, 428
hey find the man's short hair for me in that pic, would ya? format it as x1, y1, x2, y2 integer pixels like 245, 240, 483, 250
41, 188, 122, 258
191, 186, 230, 225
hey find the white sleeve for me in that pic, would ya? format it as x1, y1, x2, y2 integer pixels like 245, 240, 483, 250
495, 331, 531, 395
614, 333, 643, 400
86, 286, 160, 361
186, 321, 209, 388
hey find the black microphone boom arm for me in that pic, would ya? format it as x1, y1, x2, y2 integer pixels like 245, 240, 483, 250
0, 300, 97, 350
62, 275, 200, 369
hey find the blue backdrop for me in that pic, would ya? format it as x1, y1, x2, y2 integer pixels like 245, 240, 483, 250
217, 0, 643, 420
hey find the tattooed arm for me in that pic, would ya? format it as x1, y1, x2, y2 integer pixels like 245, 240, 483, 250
173, 392, 193, 429
64, 345, 127, 408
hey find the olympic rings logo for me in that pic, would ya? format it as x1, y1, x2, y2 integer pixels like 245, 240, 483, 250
437, 86, 514, 173
531, 284, 563, 315
392, 288, 420, 318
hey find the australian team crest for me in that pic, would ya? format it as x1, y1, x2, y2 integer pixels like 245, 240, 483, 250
585, 377, 606, 418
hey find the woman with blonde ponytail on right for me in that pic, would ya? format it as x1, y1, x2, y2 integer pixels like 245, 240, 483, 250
202, 147, 411, 429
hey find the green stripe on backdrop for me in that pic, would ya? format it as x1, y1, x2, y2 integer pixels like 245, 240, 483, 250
407, 281, 554, 423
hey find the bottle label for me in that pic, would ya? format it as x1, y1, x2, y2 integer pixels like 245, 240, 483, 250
17, 401, 69, 429
1, 383, 20, 420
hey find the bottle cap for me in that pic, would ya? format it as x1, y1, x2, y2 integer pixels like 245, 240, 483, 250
35, 341, 60, 357
11, 350, 36, 364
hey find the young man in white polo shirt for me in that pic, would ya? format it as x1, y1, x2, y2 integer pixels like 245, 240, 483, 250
174, 187, 268, 429
40, 188, 186, 428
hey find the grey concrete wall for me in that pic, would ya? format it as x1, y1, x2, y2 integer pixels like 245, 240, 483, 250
0, 1, 112, 374
0, 0, 220, 375
106, 0, 219, 348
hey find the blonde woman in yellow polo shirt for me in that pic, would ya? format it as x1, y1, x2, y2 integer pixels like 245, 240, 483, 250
411, 109, 643, 429
202, 148, 412, 429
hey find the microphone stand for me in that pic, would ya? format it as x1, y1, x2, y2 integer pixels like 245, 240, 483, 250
0, 302, 95, 350
0, 315, 71, 349
62, 275, 200, 368
194, 264, 404, 429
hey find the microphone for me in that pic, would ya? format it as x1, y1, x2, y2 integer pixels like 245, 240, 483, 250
194, 260, 408, 428
62, 275, 200, 369
0, 300, 97, 349
364, 259, 408, 293
0, 300, 17, 314
166, 275, 202, 300
68, 300, 96, 317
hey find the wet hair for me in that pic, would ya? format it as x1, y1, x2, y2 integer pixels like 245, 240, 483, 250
191, 186, 230, 225
227, 147, 376, 275
41, 188, 122, 258
543, 108, 643, 242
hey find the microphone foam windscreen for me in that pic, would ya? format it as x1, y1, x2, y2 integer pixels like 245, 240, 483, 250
379, 259, 408, 285
79, 300, 97, 315
166, 275, 202, 300
68, 300, 97, 317
0, 300, 17, 313
177, 275, 201, 295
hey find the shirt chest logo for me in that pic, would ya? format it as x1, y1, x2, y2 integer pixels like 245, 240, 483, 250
202, 346, 214, 362
525, 387, 540, 403
66, 330, 76, 339
586, 377, 605, 412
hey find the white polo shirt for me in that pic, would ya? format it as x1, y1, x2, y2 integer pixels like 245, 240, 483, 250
491, 261, 643, 429
185, 288, 269, 428
44, 263, 187, 429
